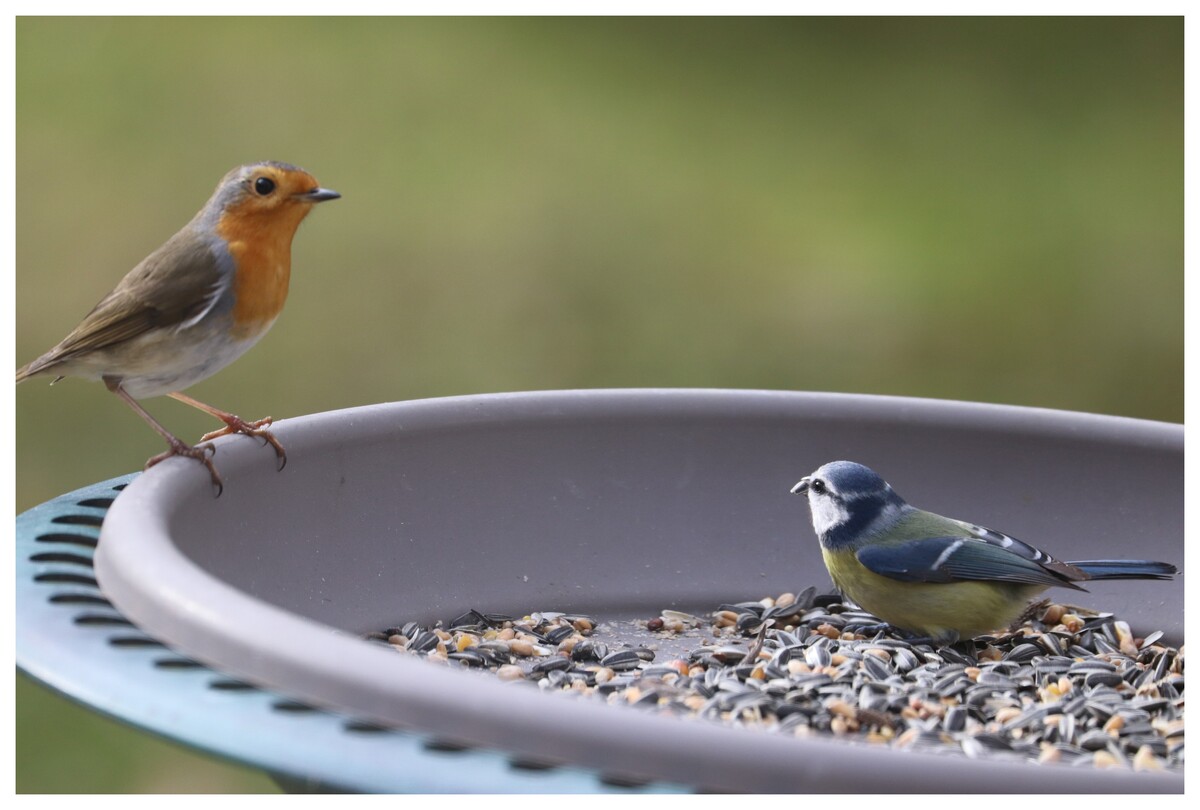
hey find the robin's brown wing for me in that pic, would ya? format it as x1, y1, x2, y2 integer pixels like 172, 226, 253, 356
18, 226, 229, 379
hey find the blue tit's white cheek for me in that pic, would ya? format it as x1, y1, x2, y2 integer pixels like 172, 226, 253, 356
809, 494, 849, 535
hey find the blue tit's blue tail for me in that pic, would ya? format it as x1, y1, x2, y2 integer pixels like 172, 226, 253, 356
1068, 560, 1178, 581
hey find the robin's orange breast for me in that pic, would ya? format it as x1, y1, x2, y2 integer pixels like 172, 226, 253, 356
216, 207, 310, 339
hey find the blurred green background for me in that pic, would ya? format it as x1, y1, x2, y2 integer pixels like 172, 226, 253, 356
15, 17, 1181, 793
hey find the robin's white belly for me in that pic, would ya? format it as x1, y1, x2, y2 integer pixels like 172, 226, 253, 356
62, 316, 275, 399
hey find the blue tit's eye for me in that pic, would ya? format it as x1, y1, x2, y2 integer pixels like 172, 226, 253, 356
810, 479, 826, 494
254, 176, 276, 196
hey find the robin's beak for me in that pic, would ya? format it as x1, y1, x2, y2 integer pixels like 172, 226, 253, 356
295, 187, 341, 203
790, 477, 810, 494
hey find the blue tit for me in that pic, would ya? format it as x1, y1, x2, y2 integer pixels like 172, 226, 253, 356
790, 460, 1177, 644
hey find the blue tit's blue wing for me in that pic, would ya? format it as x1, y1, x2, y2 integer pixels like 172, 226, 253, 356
856, 536, 1083, 589
950, 518, 1087, 581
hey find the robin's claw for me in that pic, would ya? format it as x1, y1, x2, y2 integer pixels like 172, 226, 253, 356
200, 414, 286, 472
200, 426, 228, 443
144, 438, 224, 497
260, 432, 287, 471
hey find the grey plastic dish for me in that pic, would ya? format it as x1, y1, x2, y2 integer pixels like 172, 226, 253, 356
94, 389, 1183, 793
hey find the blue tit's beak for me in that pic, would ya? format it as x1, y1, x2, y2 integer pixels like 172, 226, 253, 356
790, 477, 810, 494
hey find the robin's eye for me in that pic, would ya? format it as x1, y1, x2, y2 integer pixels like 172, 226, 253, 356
254, 177, 276, 196
810, 479, 826, 494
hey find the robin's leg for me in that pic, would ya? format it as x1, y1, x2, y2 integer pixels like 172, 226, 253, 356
104, 378, 223, 496
167, 392, 286, 471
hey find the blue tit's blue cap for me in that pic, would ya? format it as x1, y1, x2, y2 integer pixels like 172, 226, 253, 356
813, 461, 892, 499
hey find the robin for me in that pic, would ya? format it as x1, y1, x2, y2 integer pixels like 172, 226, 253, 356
16, 161, 340, 495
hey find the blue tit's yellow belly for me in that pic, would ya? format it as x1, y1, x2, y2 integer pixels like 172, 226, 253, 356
822, 547, 1046, 641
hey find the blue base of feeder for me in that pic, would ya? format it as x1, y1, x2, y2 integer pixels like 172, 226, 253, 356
15, 474, 687, 793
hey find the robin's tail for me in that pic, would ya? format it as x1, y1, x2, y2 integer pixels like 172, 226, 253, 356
1068, 559, 1178, 581
16, 352, 60, 384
